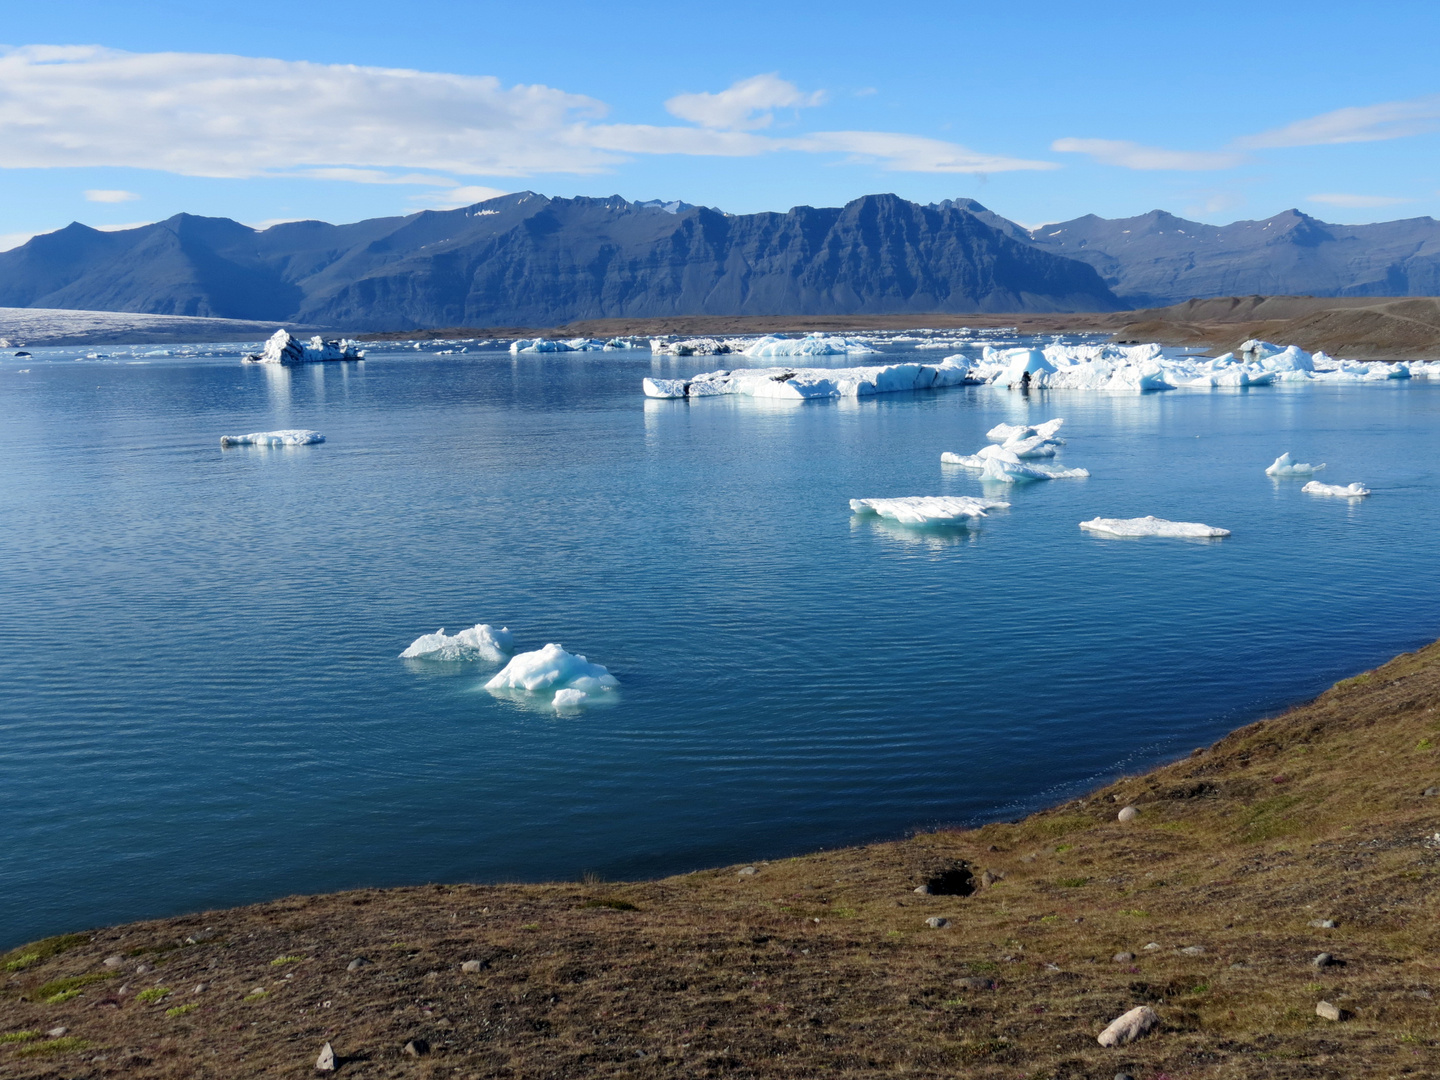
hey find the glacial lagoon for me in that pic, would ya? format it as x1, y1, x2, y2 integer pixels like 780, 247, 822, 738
2, 335, 1438, 948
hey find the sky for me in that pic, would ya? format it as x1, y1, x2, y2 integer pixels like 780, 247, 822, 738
1, 0, 1438, 250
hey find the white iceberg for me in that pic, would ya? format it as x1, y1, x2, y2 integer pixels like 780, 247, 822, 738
941, 424, 1084, 480
741, 334, 879, 358
244, 329, 363, 364
1302, 481, 1370, 498
552, 688, 589, 711
1080, 516, 1230, 539
849, 495, 1009, 525
986, 418, 1065, 443
979, 449, 1089, 483
484, 643, 619, 695
642, 358, 970, 400
219, 429, 325, 446
400, 624, 514, 661
1266, 452, 1325, 477
509, 337, 617, 354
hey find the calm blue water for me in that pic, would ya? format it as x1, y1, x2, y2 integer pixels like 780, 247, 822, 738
3, 339, 1439, 949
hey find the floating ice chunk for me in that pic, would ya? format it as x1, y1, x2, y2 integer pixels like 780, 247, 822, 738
484, 643, 619, 695
245, 329, 362, 364
219, 429, 325, 446
1266, 453, 1325, 477
1080, 516, 1230, 539
649, 337, 735, 356
642, 359, 971, 400
552, 688, 588, 710
849, 496, 1009, 525
400, 624, 514, 661
1303, 481, 1370, 498
986, 418, 1065, 443
979, 448, 1089, 483
741, 334, 879, 358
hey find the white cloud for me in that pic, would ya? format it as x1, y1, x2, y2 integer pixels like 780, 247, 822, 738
1051, 138, 1244, 171
411, 185, 512, 209
0, 230, 38, 251
664, 74, 825, 131
1183, 191, 1246, 217
1306, 193, 1412, 208
298, 169, 459, 186
1239, 95, 1440, 149
84, 188, 139, 202
790, 131, 1057, 173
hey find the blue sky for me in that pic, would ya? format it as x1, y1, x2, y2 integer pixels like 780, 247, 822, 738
2, 0, 1438, 249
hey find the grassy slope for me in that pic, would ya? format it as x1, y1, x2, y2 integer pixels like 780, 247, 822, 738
4, 643, 1440, 1079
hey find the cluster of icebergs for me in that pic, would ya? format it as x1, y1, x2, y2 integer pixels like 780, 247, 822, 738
643, 358, 970, 400
400, 623, 618, 711
219, 429, 325, 447
1266, 453, 1370, 497
940, 418, 1090, 483
245, 329, 364, 364
648, 333, 879, 359
509, 337, 632, 353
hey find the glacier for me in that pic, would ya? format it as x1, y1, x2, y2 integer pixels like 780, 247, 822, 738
1303, 481, 1371, 498
400, 624, 514, 662
1080, 516, 1231, 539
484, 643, 619, 700
1266, 452, 1325, 477
219, 429, 325, 447
849, 496, 1010, 525
642, 358, 970, 400
244, 329, 363, 364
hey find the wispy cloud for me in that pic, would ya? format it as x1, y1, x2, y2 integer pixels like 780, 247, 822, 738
1306, 192, 1412, 208
0, 48, 1056, 182
84, 188, 139, 202
0, 231, 38, 251
664, 74, 825, 131
1051, 138, 1243, 171
94, 222, 152, 232
411, 185, 511, 209
1239, 95, 1440, 148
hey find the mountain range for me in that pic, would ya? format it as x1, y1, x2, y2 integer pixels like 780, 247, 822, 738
1, 193, 1437, 330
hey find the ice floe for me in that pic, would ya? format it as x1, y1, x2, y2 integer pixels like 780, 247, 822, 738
642, 359, 969, 400
219, 429, 325, 446
509, 337, 630, 353
245, 329, 363, 364
986, 418, 1065, 444
484, 643, 619, 701
740, 334, 879, 358
849, 496, 1009, 525
1080, 516, 1230, 539
400, 624, 514, 661
1303, 481, 1370, 498
941, 419, 1085, 481
1266, 452, 1325, 477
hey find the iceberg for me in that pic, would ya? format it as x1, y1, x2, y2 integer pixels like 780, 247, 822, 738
1303, 481, 1370, 498
941, 422, 1084, 480
1080, 516, 1230, 539
219, 429, 325, 446
986, 418, 1065, 443
552, 688, 589, 711
741, 334, 879, 358
1266, 452, 1325, 477
400, 624, 514, 662
509, 337, 619, 353
484, 643, 619, 696
979, 451, 1089, 483
244, 329, 363, 364
649, 337, 735, 356
642, 358, 971, 400
849, 495, 1009, 525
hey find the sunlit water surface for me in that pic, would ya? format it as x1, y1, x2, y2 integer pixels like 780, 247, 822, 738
2, 339, 1438, 948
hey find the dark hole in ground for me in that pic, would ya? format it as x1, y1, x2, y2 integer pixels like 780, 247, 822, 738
925, 867, 975, 896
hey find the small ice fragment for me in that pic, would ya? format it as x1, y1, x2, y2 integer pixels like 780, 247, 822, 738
1266, 452, 1325, 477
219, 429, 324, 446
979, 448, 1089, 483
1302, 481, 1370, 498
485, 643, 619, 695
1080, 516, 1230, 539
400, 624, 514, 661
986, 418, 1064, 443
552, 688, 588, 710
849, 496, 1010, 525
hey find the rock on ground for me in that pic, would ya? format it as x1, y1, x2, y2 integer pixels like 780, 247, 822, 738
1097, 1005, 1160, 1047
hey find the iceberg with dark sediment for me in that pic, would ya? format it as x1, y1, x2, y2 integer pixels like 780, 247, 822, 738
642, 358, 970, 400
1266, 452, 1325, 477
245, 329, 363, 364
219, 429, 325, 446
1080, 516, 1230, 539
1303, 481, 1370, 498
400, 624, 514, 661
649, 337, 736, 356
849, 496, 1010, 525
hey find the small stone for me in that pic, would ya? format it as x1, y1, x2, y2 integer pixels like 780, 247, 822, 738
403, 1039, 430, 1057
46, 1026, 67, 1038
185, 928, 218, 944
192, 983, 208, 994
955, 977, 992, 990
1097, 1004, 1160, 1046
1143, 942, 1161, 951
1313, 952, 1335, 968
981, 870, 1003, 887
1113, 952, 1136, 963
1424, 787, 1437, 797
1117, 805, 1138, 823
1411, 989, 1432, 999
1230, 961, 1248, 970
135, 963, 153, 975
102, 955, 124, 969
117, 984, 130, 995
346, 957, 371, 971
914, 884, 930, 895
737, 866, 757, 876
1316, 1000, 1342, 1021
925, 917, 950, 929
315, 1042, 336, 1072
461, 960, 485, 974
1309, 919, 1338, 929
1180, 945, 1205, 956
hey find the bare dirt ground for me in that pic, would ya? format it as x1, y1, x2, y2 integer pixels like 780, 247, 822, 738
4, 641, 1440, 1079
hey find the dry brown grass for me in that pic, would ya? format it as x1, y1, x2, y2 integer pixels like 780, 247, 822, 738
4, 642, 1440, 1079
